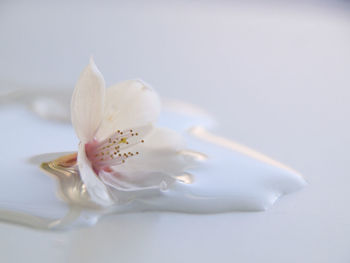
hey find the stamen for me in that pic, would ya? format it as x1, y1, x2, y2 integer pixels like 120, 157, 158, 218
86, 127, 145, 170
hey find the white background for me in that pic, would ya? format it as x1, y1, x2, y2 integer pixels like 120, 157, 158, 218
0, 1, 350, 262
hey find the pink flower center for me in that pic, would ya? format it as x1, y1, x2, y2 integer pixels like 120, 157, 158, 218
85, 128, 144, 174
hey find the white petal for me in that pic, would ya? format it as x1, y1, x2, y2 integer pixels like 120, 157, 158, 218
112, 127, 196, 181
71, 58, 105, 143
77, 143, 113, 206
100, 172, 175, 204
96, 128, 194, 203
95, 80, 161, 141
99, 170, 175, 203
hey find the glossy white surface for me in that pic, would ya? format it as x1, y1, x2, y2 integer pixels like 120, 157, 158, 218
0, 99, 305, 228
1, 1, 350, 262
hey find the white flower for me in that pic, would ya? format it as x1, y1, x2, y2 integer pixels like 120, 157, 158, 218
71, 59, 195, 206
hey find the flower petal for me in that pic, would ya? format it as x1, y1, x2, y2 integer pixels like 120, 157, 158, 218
99, 170, 175, 203
77, 143, 113, 206
95, 80, 161, 141
109, 127, 197, 184
71, 58, 105, 143
96, 127, 197, 203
